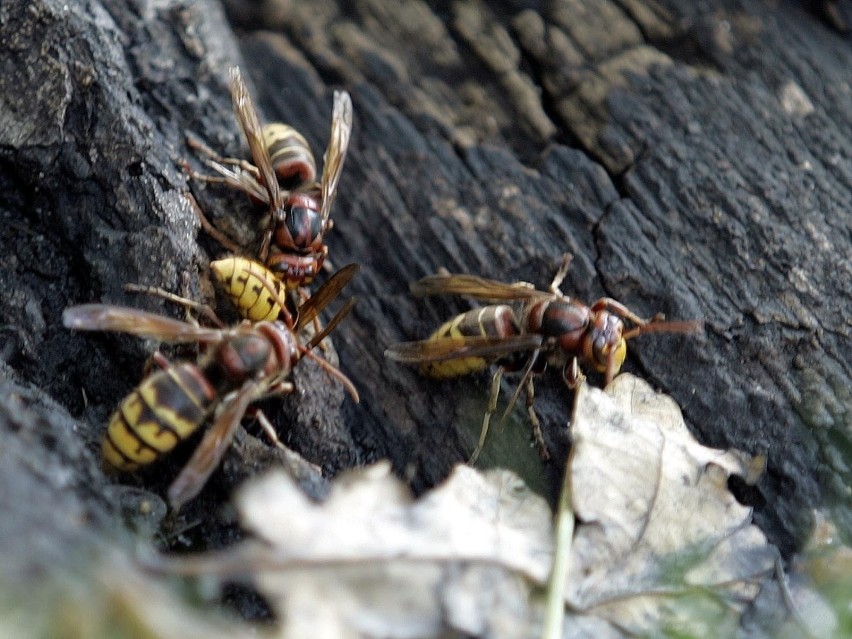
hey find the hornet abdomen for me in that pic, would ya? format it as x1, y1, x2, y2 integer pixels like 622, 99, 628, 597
262, 123, 317, 187
421, 305, 519, 379
102, 363, 216, 471
210, 257, 287, 322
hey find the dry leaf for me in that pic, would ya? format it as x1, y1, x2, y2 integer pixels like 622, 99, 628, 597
565, 375, 777, 635
155, 374, 831, 638
239, 461, 553, 578
236, 462, 552, 638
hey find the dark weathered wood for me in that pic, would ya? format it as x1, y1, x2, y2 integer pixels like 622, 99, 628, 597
1, 0, 849, 606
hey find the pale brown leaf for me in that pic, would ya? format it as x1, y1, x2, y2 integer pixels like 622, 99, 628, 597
564, 374, 777, 634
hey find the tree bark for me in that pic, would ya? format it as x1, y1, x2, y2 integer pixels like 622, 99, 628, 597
1, 0, 849, 603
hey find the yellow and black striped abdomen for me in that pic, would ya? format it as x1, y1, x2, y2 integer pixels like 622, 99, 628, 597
262, 124, 316, 186
421, 305, 518, 379
102, 363, 216, 471
210, 257, 286, 322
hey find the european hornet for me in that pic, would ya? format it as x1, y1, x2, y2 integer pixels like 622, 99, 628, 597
385, 256, 701, 463
189, 66, 353, 294
64, 264, 359, 509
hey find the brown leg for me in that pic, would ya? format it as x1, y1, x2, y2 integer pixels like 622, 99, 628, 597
252, 409, 287, 451
253, 410, 323, 476
589, 297, 661, 326
468, 367, 504, 465
524, 377, 550, 461
183, 192, 245, 255
563, 357, 585, 389
124, 283, 223, 328
180, 154, 257, 195
186, 133, 261, 177
549, 253, 573, 295
256, 379, 295, 400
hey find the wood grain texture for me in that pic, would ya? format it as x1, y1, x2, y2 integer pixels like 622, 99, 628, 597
1, 0, 849, 586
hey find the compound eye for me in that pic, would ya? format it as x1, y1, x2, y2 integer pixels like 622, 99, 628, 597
592, 315, 625, 371
589, 340, 602, 368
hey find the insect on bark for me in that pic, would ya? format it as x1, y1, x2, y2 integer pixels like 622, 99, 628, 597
187, 67, 353, 295
64, 263, 359, 509
385, 255, 701, 463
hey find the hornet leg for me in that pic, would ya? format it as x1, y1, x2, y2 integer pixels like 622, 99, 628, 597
468, 367, 504, 465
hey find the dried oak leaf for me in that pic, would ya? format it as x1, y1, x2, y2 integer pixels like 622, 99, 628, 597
236, 462, 552, 638
565, 375, 776, 635
180, 374, 800, 638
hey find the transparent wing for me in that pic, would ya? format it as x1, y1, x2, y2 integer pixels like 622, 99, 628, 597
184, 134, 271, 206
410, 274, 551, 301
230, 66, 281, 208
385, 333, 544, 364
296, 263, 359, 331
319, 90, 353, 224
205, 159, 272, 206
305, 298, 357, 351
63, 305, 225, 343
167, 380, 259, 509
